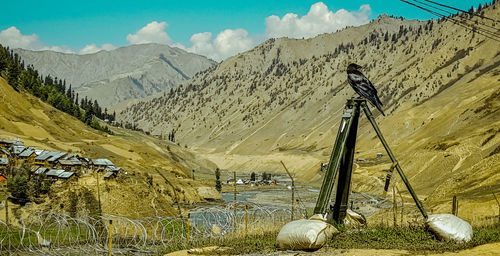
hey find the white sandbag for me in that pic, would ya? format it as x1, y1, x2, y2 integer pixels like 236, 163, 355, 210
426, 214, 473, 242
277, 214, 337, 250
345, 209, 366, 227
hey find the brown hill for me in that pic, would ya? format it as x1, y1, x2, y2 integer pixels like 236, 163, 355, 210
0, 77, 219, 219
118, 4, 500, 219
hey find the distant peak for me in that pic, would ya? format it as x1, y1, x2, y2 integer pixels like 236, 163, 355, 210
377, 14, 390, 20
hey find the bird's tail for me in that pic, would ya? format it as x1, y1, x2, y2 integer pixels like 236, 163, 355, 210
374, 96, 385, 116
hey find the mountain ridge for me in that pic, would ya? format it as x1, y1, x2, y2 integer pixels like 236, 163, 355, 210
13, 43, 217, 108
118, 4, 500, 218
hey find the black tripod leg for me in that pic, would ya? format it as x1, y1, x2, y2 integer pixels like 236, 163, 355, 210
361, 102, 428, 219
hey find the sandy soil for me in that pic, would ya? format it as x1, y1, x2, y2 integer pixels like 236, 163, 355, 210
163, 242, 500, 256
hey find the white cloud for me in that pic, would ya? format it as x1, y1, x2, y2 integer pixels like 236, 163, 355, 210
0, 26, 43, 50
184, 29, 253, 62
0, 26, 121, 54
180, 2, 372, 61
0, 26, 76, 53
265, 2, 371, 39
79, 43, 117, 54
126, 21, 172, 45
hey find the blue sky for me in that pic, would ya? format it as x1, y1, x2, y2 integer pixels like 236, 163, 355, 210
0, 0, 492, 60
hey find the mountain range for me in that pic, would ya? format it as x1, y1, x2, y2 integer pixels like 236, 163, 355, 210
14, 43, 216, 108
118, 5, 500, 218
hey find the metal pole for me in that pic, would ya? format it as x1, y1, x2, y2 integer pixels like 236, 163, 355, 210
452, 195, 457, 216
233, 171, 237, 201
280, 161, 295, 221
233, 171, 237, 229
314, 100, 358, 215
95, 171, 103, 216
245, 205, 249, 236
361, 102, 428, 219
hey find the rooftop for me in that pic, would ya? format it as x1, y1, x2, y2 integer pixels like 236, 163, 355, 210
46, 169, 66, 177
35, 151, 67, 162
0, 158, 8, 165
106, 166, 121, 172
92, 158, 114, 166
0, 138, 16, 144
34, 167, 48, 175
11, 145, 25, 155
103, 171, 116, 178
58, 171, 75, 179
47, 152, 67, 163
58, 158, 82, 166
18, 147, 36, 157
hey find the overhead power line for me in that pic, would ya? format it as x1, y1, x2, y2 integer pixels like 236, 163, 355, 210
413, 0, 499, 32
399, 0, 500, 42
421, 0, 500, 23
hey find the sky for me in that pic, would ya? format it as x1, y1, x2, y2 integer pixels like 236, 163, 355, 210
0, 0, 492, 61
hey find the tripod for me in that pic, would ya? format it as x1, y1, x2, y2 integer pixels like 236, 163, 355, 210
313, 98, 428, 224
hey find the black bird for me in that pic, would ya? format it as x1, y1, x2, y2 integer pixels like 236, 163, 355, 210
347, 63, 385, 116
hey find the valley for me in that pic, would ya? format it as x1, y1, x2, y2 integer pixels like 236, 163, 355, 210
0, 1, 499, 254
118, 4, 500, 221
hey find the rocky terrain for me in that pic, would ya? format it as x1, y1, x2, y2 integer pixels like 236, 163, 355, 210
118, 4, 500, 219
13, 43, 217, 108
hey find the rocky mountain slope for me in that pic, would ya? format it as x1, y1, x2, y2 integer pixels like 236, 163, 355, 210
119, 4, 500, 218
14, 44, 216, 108
0, 76, 219, 218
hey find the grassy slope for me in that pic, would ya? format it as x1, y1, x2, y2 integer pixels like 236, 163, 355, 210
0, 77, 219, 218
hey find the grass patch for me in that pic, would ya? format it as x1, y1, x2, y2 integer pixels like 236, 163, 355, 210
328, 224, 500, 252
157, 224, 500, 255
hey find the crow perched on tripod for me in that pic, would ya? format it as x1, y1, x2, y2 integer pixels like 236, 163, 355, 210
347, 63, 385, 116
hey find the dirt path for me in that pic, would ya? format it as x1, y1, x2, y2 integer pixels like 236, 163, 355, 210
163, 242, 500, 256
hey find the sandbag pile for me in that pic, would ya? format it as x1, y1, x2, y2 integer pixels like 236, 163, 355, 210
426, 214, 473, 242
277, 214, 338, 250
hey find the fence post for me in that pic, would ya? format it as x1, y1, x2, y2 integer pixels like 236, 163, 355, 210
245, 205, 248, 236
4, 180, 8, 226
280, 161, 295, 222
108, 220, 113, 256
492, 193, 500, 224
393, 186, 397, 227
395, 186, 404, 226
233, 171, 237, 230
452, 195, 458, 216
186, 213, 191, 243
5, 198, 8, 226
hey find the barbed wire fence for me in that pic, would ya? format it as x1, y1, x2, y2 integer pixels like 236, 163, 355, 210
0, 202, 307, 255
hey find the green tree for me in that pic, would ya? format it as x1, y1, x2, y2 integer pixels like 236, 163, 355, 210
7, 165, 30, 204
250, 172, 256, 181
7, 61, 20, 90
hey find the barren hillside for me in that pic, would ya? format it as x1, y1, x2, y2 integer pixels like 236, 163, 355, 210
118, 4, 500, 218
